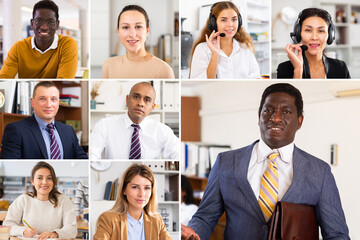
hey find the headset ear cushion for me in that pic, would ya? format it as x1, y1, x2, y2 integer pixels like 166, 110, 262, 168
238, 14, 242, 31
327, 22, 335, 45
208, 14, 217, 32
294, 19, 302, 43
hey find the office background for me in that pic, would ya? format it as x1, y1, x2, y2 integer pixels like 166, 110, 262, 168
182, 81, 360, 239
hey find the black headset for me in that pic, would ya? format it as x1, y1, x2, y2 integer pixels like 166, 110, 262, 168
290, 9, 335, 45
207, 2, 242, 32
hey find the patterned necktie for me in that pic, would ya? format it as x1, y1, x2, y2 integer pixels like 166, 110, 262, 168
46, 123, 61, 159
259, 152, 279, 221
129, 124, 141, 159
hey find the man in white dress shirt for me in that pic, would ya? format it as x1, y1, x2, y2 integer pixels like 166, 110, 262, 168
90, 82, 179, 159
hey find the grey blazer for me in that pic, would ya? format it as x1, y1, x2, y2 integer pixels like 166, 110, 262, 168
188, 141, 349, 240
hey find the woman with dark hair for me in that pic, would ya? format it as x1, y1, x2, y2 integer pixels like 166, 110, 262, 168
189, 1, 260, 79
181, 175, 198, 226
94, 163, 171, 240
277, 8, 350, 78
3, 161, 77, 240
102, 5, 175, 79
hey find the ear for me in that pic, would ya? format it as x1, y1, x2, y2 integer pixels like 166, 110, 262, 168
126, 95, 129, 106
31, 179, 34, 185
146, 26, 150, 36
151, 103, 155, 111
31, 98, 34, 108
30, 19, 34, 30
297, 115, 304, 130
56, 20, 60, 30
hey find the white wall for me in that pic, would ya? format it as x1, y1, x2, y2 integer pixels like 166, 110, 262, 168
182, 81, 360, 239
0, 161, 88, 177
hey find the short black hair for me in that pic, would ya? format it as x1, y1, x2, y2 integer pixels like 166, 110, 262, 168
117, 5, 149, 30
258, 83, 303, 117
33, 0, 59, 20
299, 8, 332, 28
181, 175, 195, 205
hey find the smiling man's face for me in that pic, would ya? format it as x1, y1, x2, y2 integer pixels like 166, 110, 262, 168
126, 83, 156, 124
259, 92, 303, 149
30, 8, 59, 46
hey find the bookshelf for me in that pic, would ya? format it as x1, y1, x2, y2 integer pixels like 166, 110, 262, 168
244, 0, 270, 76
53, 81, 89, 147
90, 81, 179, 138
0, 176, 83, 204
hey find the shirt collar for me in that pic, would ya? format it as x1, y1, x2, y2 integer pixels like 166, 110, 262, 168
257, 139, 294, 164
34, 113, 55, 130
126, 211, 144, 226
125, 112, 149, 129
218, 39, 240, 57
31, 34, 59, 54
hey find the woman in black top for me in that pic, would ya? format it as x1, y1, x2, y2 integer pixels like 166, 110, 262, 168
277, 8, 350, 79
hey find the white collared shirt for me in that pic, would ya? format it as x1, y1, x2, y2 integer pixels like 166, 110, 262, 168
127, 212, 145, 240
190, 39, 260, 79
90, 113, 180, 159
31, 34, 59, 54
247, 139, 294, 201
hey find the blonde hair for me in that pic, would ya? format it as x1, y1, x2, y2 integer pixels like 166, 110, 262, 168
109, 164, 157, 215
190, 1, 254, 63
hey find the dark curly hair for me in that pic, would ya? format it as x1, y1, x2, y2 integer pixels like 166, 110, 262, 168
258, 83, 303, 117
33, 0, 59, 20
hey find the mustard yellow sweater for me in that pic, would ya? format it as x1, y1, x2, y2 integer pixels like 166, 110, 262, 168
0, 35, 78, 79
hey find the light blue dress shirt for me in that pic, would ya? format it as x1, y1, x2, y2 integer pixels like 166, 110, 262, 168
34, 114, 64, 159
127, 211, 145, 240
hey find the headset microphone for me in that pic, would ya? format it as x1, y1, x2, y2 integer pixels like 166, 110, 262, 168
219, 33, 225, 37
300, 45, 308, 51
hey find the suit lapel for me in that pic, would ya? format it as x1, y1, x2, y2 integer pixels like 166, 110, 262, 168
234, 141, 265, 222
282, 146, 306, 202
27, 116, 48, 159
144, 212, 151, 239
120, 213, 128, 240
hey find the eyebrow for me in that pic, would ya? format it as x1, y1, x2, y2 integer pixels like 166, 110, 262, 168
303, 25, 326, 29
133, 92, 153, 100
120, 22, 145, 25
131, 183, 151, 187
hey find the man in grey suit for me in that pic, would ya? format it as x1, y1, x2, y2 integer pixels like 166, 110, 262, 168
181, 83, 349, 240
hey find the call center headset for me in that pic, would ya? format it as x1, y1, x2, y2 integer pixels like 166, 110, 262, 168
290, 8, 335, 45
207, 2, 242, 32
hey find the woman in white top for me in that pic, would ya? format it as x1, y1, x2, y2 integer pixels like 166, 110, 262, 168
3, 161, 77, 240
102, 5, 175, 79
189, 1, 260, 79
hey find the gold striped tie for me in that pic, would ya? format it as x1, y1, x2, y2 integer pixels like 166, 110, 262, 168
259, 152, 279, 221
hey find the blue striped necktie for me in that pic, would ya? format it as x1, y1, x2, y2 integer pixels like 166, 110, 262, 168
46, 123, 61, 159
129, 124, 141, 159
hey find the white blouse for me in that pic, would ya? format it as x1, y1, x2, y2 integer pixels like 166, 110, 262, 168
190, 39, 260, 79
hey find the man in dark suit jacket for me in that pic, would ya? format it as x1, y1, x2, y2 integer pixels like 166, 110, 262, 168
0, 81, 87, 159
181, 83, 349, 240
